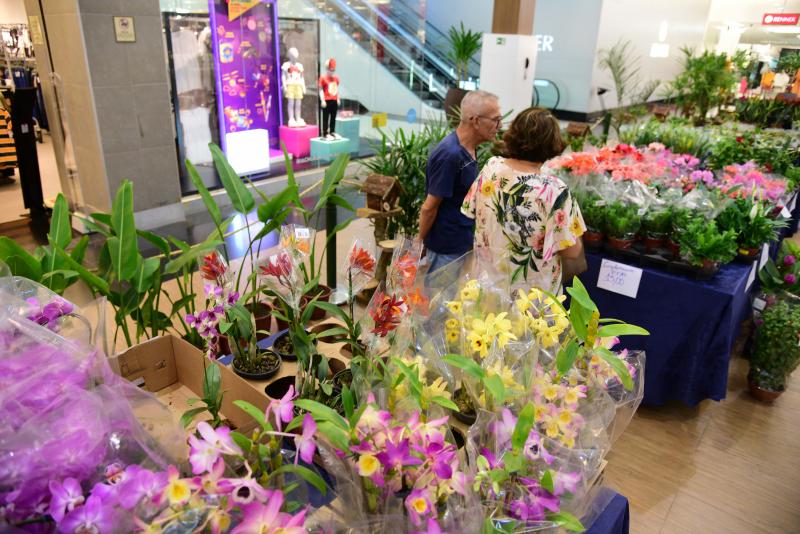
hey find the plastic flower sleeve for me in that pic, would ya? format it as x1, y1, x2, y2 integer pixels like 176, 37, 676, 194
386, 235, 423, 297
604, 350, 645, 444
259, 249, 305, 311
341, 238, 377, 300
280, 223, 316, 259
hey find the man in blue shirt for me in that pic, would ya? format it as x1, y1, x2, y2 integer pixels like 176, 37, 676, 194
418, 90, 501, 273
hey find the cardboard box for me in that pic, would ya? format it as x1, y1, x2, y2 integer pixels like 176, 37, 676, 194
111, 334, 272, 429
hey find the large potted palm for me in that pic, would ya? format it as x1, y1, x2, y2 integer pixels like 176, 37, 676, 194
444, 22, 482, 124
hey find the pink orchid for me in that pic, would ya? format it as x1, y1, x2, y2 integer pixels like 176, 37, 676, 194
219, 470, 272, 505
269, 385, 296, 431
188, 422, 243, 474
294, 413, 317, 464
231, 492, 306, 534
48, 478, 85, 522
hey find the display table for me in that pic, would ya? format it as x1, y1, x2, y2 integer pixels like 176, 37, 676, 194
586, 491, 630, 534
310, 136, 350, 160
578, 251, 755, 406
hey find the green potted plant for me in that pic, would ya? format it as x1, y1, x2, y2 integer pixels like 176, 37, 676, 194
641, 206, 671, 253
444, 22, 482, 123
574, 191, 605, 248
759, 240, 800, 297
603, 202, 640, 250
749, 294, 800, 401
675, 219, 737, 275
716, 198, 787, 260
668, 207, 703, 259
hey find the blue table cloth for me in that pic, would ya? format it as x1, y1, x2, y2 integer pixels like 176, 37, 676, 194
579, 252, 754, 406
586, 491, 630, 534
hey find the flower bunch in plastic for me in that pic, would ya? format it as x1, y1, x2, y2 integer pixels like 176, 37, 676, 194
344, 239, 377, 300
187, 252, 240, 358
259, 248, 304, 312
302, 395, 479, 532
386, 236, 429, 317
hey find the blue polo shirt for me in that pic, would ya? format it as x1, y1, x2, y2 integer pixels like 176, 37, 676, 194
424, 132, 478, 255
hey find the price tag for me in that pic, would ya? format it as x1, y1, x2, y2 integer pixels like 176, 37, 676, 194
597, 259, 643, 299
295, 227, 310, 239
753, 297, 766, 311
595, 200, 606, 206
780, 206, 791, 219
759, 243, 770, 271
746, 263, 756, 292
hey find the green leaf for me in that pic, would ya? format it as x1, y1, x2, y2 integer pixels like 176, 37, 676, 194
443, 354, 486, 379
186, 158, 222, 226
342, 385, 354, 420
597, 323, 650, 338
164, 240, 221, 274
54, 247, 109, 294
204, 362, 222, 399
547, 511, 585, 532
231, 431, 253, 452
271, 464, 327, 496
232, 399, 269, 430
109, 180, 139, 280
556, 339, 582, 374
483, 373, 506, 404
569, 299, 589, 340
503, 451, 524, 473
316, 420, 350, 450
540, 470, 555, 493
566, 277, 597, 312
0, 236, 42, 281
69, 235, 90, 264
180, 407, 207, 428
596, 347, 633, 390
294, 399, 349, 431
209, 143, 255, 214
316, 326, 349, 339
511, 403, 536, 453
327, 193, 354, 213
431, 396, 459, 411
137, 229, 171, 257
311, 301, 348, 321
170, 294, 196, 317
134, 256, 160, 293
48, 193, 72, 249
313, 153, 350, 214
392, 358, 423, 398
281, 144, 304, 208
91, 212, 112, 226
79, 215, 111, 237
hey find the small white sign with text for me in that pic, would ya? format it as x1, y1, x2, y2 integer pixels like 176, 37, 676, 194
759, 243, 770, 271
597, 259, 643, 299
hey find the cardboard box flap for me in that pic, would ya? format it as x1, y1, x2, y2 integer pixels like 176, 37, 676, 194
112, 336, 178, 392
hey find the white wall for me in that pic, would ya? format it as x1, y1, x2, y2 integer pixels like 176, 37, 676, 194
588, 0, 712, 114
426, 0, 492, 36
0, 0, 28, 23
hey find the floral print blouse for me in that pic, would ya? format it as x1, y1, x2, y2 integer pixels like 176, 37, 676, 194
461, 156, 586, 292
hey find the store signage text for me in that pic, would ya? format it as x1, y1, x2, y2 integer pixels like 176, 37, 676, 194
534, 34, 554, 52
762, 13, 800, 25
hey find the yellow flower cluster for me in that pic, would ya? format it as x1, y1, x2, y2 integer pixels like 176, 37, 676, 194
392, 355, 453, 408
514, 288, 569, 349
466, 312, 517, 358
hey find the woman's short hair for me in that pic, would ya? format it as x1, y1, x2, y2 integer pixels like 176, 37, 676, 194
498, 107, 565, 162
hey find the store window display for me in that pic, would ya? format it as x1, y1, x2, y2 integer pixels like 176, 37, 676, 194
282, 47, 306, 127
319, 58, 341, 140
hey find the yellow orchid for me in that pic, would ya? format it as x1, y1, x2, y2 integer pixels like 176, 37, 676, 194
487, 361, 523, 393
557, 409, 573, 430
515, 289, 533, 314
358, 454, 380, 477
445, 300, 463, 315
445, 318, 460, 331
468, 332, 490, 358
460, 281, 481, 301
543, 414, 561, 439
542, 383, 559, 402
446, 329, 460, 343
423, 377, 451, 401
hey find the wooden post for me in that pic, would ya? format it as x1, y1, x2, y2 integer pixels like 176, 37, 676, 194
492, 0, 536, 35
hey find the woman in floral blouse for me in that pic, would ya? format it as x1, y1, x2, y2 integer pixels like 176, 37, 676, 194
462, 107, 586, 293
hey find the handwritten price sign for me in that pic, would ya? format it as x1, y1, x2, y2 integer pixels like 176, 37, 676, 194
597, 259, 643, 298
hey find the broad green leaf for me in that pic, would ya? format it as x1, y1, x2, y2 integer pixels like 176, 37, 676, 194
233, 399, 269, 430
280, 144, 303, 209
595, 347, 633, 390
231, 431, 253, 452
483, 373, 506, 404
54, 247, 109, 294
294, 399, 349, 431
316, 420, 350, 450
316, 326, 349, 339
203, 361, 222, 399
547, 511, 584, 532
91, 212, 112, 226
443, 354, 486, 379
180, 407, 207, 428
134, 256, 160, 293
186, 158, 222, 226
392, 358, 423, 397
540, 470, 555, 493
48, 193, 72, 249
40, 269, 78, 282
597, 323, 650, 338
164, 240, 221, 274
171, 294, 196, 316
556, 339, 582, 374
271, 464, 327, 495
257, 184, 298, 223
79, 216, 111, 237
313, 153, 350, 213
431, 396, 459, 411
511, 403, 536, 453
0, 237, 42, 281
503, 451, 524, 473
566, 281, 597, 313
311, 301, 348, 322
209, 143, 254, 214
569, 299, 589, 340
137, 229, 170, 257
342, 385, 354, 420
69, 235, 90, 264
109, 180, 139, 280
327, 193, 354, 213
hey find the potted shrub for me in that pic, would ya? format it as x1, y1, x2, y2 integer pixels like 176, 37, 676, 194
675, 219, 737, 276
738, 200, 786, 259
748, 294, 800, 401
641, 206, 671, 253
668, 207, 703, 259
575, 191, 605, 248
444, 22, 482, 124
603, 202, 641, 250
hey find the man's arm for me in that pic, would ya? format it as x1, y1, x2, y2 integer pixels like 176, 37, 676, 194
559, 238, 587, 281
418, 194, 443, 241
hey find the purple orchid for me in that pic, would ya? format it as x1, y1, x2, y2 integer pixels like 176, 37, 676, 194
58, 495, 115, 534
376, 438, 422, 472
117, 466, 168, 510
785, 273, 797, 285
553, 471, 582, 496
294, 413, 317, 464
219, 471, 272, 505
231, 493, 306, 534
188, 422, 243, 475
47, 478, 84, 522
404, 487, 434, 526
784, 254, 796, 266
25, 297, 74, 330
491, 408, 517, 446
268, 385, 296, 431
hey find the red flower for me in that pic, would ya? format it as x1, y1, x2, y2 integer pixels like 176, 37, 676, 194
765, 163, 773, 173
200, 252, 227, 281
392, 253, 419, 290
260, 252, 293, 279
369, 292, 405, 337
349, 246, 376, 275
404, 287, 429, 316
735, 136, 744, 143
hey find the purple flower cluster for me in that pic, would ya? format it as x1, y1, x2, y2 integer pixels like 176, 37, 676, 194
689, 169, 715, 187
25, 296, 74, 331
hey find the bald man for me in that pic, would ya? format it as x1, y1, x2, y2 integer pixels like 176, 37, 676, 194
418, 90, 501, 273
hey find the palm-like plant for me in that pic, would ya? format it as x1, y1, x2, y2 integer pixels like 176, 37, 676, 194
446, 22, 482, 87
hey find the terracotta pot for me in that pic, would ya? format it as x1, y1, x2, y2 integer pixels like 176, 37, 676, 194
748, 378, 783, 402
667, 240, 681, 259
302, 284, 333, 322
584, 230, 604, 248
643, 235, 664, 254
607, 236, 634, 250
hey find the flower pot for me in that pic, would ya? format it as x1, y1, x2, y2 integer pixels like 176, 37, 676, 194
449, 427, 466, 450
217, 302, 273, 356
328, 358, 347, 377
302, 284, 333, 322
748, 378, 783, 402
264, 375, 295, 400
667, 240, 681, 259
643, 235, 664, 254
339, 341, 366, 359
451, 387, 477, 425
232, 350, 281, 381
737, 246, 760, 263
607, 236, 634, 250
584, 230, 604, 249
309, 321, 346, 344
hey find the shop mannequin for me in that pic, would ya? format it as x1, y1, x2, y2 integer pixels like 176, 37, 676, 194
319, 58, 341, 140
281, 47, 306, 127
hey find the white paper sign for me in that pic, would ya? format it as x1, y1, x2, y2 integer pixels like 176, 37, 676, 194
789, 193, 797, 212
746, 263, 757, 292
597, 259, 643, 299
759, 243, 770, 271
753, 297, 766, 311
781, 206, 791, 219
295, 227, 310, 239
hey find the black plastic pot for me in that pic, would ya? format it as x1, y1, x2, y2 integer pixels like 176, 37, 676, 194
232, 350, 282, 381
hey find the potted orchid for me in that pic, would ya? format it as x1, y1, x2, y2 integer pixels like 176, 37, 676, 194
641, 206, 671, 253
675, 219, 737, 276
748, 293, 800, 401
